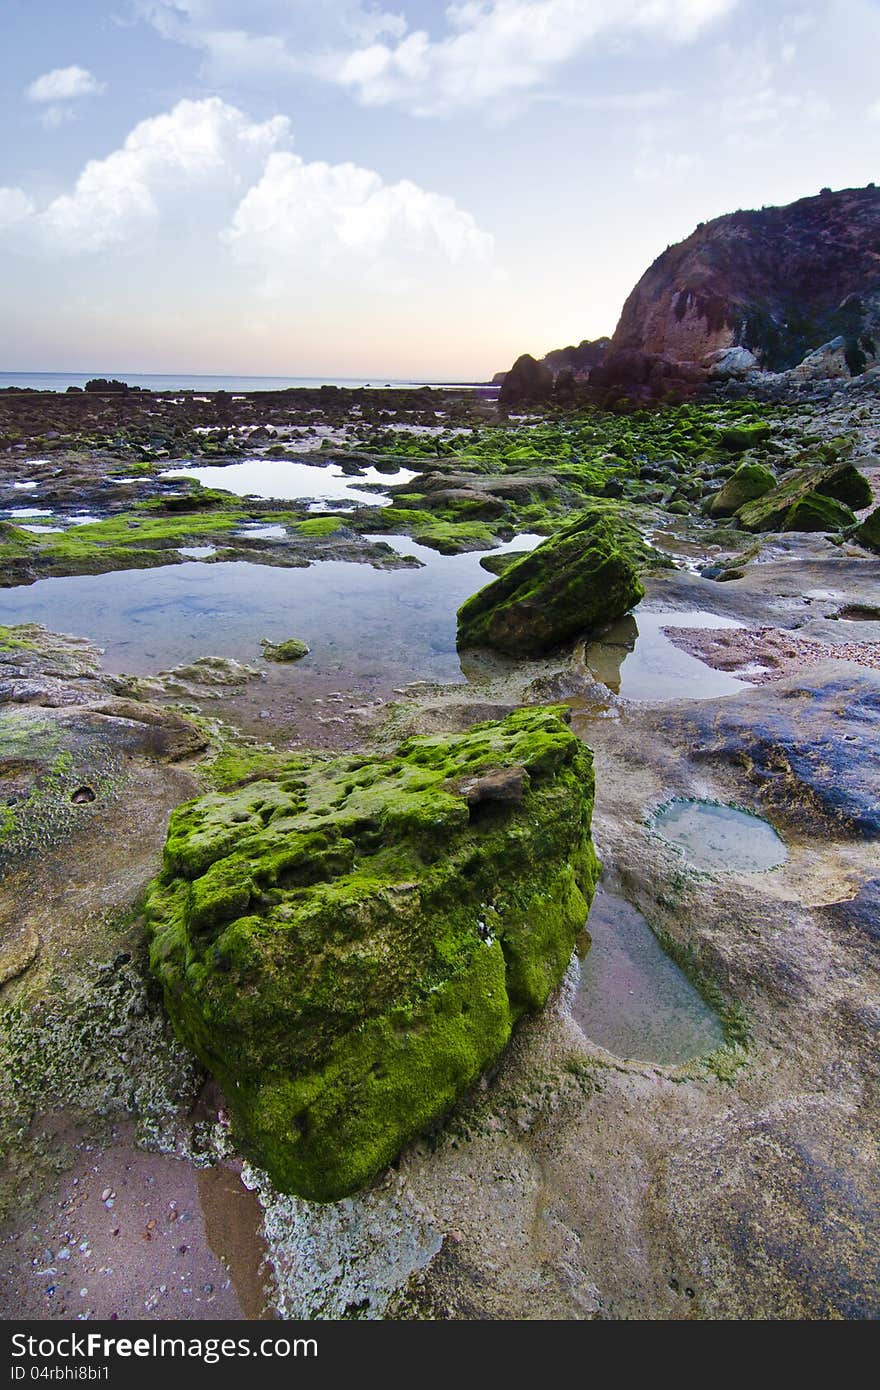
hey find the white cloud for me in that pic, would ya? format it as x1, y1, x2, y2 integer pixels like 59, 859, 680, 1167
26, 65, 105, 102
136, 0, 739, 114
2, 96, 494, 295
33, 98, 290, 253
0, 188, 36, 230
223, 150, 494, 293
329, 1, 739, 115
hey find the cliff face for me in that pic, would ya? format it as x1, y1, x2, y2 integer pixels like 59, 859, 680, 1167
612, 185, 880, 371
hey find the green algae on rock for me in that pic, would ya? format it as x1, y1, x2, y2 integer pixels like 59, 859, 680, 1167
456, 511, 644, 656
260, 637, 310, 663
736, 459, 869, 533
145, 707, 600, 1201
855, 505, 880, 554
709, 462, 776, 517
782, 491, 857, 533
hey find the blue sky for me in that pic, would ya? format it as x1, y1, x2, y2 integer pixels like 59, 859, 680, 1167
2, 1, 880, 377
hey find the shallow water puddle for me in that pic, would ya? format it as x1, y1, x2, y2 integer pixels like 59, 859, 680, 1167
233, 523, 289, 540
196, 1165, 273, 1319
652, 799, 787, 872
585, 607, 751, 701
573, 885, 724, 1064
161, 458, 418, 509
0, 535, 540, 685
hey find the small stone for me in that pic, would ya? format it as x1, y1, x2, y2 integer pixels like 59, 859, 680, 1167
259, 637, 310, 663
101, 1188, 112, 1202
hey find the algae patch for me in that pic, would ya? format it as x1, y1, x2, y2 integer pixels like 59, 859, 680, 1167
145, 708, 600, 1201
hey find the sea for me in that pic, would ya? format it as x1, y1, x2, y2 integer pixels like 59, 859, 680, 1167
0, 371, 491, 393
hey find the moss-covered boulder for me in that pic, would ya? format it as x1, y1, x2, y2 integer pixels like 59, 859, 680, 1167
855, 505, 880, 554
709, 462, 776, 517
717, 422, 773, 452
145, 708, 600, 1201
813, 463, 873, 510
737, 460, 869, 533
782, 492, 857, 533
456, 512, 644, 656
260, 637, 309, 662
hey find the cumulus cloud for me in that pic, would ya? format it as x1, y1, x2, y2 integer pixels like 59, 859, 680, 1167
223, 150, 494, 293
2, 97, 494, 293
33, 98, 290, 253
26, 65, 105, 102
136, 0, 738, 115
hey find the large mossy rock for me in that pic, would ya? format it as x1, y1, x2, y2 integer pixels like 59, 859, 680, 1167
456, 512, 644, 656
782, 492, 857, 533
717, 422, 773, 453
736, 460, 869, 532
146, 708, 600, 1201
709, 462, 777, 517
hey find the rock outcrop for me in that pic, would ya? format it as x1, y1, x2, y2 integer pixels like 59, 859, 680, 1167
146, 708, 600, 1201
611, 185, 880, 374
499, 185, 880, 403
457, 511, 644, 656
496, 340, 610, 403
498, 354, 554, 406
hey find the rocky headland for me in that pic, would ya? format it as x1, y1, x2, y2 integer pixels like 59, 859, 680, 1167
501, 184, 880, 407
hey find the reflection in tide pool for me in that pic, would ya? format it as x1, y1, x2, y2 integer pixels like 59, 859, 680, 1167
161, 458, 418, 509
0, 534, 542, 685
585, 607, 751, 701
573, 886, 724, 1064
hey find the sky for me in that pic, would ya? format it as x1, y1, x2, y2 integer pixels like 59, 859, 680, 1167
2, 0, 880, 379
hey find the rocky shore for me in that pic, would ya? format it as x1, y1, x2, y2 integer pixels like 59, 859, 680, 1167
1, 380, 878, 1319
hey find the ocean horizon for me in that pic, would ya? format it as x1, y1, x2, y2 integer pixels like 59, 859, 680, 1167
0, 370, 493, 394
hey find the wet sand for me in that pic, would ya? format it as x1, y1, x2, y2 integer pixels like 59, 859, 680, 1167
0, 1116, 273, 1321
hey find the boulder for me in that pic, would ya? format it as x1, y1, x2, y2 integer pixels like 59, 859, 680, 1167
704, 347, 760, 379
717, 422, 773, 452
789, 336, 852, 381
855, 505, 880, 554
457, 511, 644, 656
782, 492, 857, 532
498, 354, 554, 407
709, 462, 777, 517
814, 462, 873, 510
260, 638, 310, 663
146, 708, 600, 1201
737, 459, 870, 533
